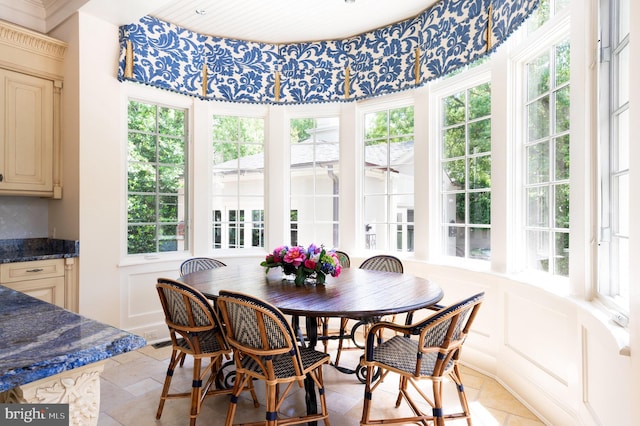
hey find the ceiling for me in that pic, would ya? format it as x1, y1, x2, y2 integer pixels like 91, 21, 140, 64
0, 0, 439, 43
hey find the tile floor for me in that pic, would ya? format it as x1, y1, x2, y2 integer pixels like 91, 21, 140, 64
98, 334, 545, 426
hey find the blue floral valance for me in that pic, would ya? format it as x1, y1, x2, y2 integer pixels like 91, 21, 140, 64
118, 0, 539, 105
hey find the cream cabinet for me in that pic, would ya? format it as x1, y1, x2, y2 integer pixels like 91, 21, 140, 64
0, 21, 66, 198
0, 69, 54, 195
0, 258, 77, 310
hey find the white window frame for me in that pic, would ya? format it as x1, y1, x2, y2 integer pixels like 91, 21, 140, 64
597, 0, 630, 316
430, 65, 492, 264
124, 95, 189, 258
288, 115, 341, 248
510, 9, 572, 280
210, 110, 267, 253
359, 98, 416, 254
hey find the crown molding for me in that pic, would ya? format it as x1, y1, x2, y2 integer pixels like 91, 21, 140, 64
0, 19, 66, 60
0, 19, 66, 78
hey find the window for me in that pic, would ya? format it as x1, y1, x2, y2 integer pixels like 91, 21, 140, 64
363, 105, 414, 252
290, 117, 340, 247
213, 210, 222, 249
523, 39, 571, 276
228, 209, 244, 248
290, 210, 299, 246
212, 115, 265, 250
126, 100, 187, 255
528, 0, 571, 32
252, 209, 265, 247
441, 82, 492, 260
598, 0, 630, 313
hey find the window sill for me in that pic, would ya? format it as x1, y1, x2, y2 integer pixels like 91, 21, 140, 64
573, 297, 630, 356
406, 258, 630, 357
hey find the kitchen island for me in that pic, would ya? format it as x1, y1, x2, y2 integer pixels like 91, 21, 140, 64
0, 286, 145, 425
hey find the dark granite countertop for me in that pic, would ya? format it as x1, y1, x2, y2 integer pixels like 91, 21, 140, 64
0, 238, 79, 264
0, 286, 146, 392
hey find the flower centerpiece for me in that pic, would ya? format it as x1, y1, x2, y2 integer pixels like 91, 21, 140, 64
260, 244, 342, 286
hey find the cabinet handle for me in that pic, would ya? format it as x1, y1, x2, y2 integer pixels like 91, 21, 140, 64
0, 173, 3, 182
26, 268, 44, 273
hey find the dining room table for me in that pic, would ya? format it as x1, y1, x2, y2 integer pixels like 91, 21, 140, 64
178, 263, 444, 424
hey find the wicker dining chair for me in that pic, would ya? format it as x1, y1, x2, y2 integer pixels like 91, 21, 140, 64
179, 257, 227, 276
329, 255, 405, 368
317, 250, 351, 359
216, 289, 332, 426
359, 254, 405, 324
176, 257, 228, 366
360, 292, 485, 426
359, 254, 403, 273
334, 250, 351, 267
155, 278, 258, 426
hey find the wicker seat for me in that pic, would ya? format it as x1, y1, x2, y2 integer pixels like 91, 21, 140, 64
216, 289, 332, 426
179, 257, 227, 276
360, 292, 485, 426
155, 278, 258, 426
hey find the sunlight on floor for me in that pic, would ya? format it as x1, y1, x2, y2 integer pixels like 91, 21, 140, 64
98, 325, 545, 426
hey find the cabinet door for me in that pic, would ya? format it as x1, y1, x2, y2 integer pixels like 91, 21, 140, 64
0, 69, 54, 193
1, 259, 65, 308
3, 277, 65, 307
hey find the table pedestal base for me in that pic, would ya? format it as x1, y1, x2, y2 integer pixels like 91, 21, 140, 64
0, 361, 106, 426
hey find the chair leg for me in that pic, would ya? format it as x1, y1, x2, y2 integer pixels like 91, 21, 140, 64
247, 374, 260, 408
266, 382, 278, 426
225, 370, 248, 426
395, 376, 407, 408
190, 358, 203, 425
321, 317, 329, 353
450, 365, 472, 425
315, 365, 330, 425
432, 379, 444, 426
156, 348, 181, 419
334, 318, 349, 366
360, 366, 374, 425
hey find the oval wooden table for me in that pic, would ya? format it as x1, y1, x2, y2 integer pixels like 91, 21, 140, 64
179, 264, 443, 320
179, 264, 443, 424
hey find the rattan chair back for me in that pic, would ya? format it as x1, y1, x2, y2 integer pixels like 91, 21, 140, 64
217, 289, 331, 425
218, 290, 303, 376
334, 250, 351, 267
156, 278, 228, 356
359, 254, 403, 273
179, 257, 227, 276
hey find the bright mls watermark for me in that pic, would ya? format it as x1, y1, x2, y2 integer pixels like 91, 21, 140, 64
0, 404, 68, 425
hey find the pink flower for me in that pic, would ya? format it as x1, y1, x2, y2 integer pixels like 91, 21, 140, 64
284, 246, 306, 267
304, 259, 317, 269
333, 265, 342, 277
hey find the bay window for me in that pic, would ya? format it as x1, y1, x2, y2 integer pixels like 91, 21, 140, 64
362, 105, 415, 252
126, 100, 187, 255
523, 37, 571, 276
211, 115, 265, 250
440, 82, 492, 260
598, 0, 630, 315
289, 116, 340, 248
